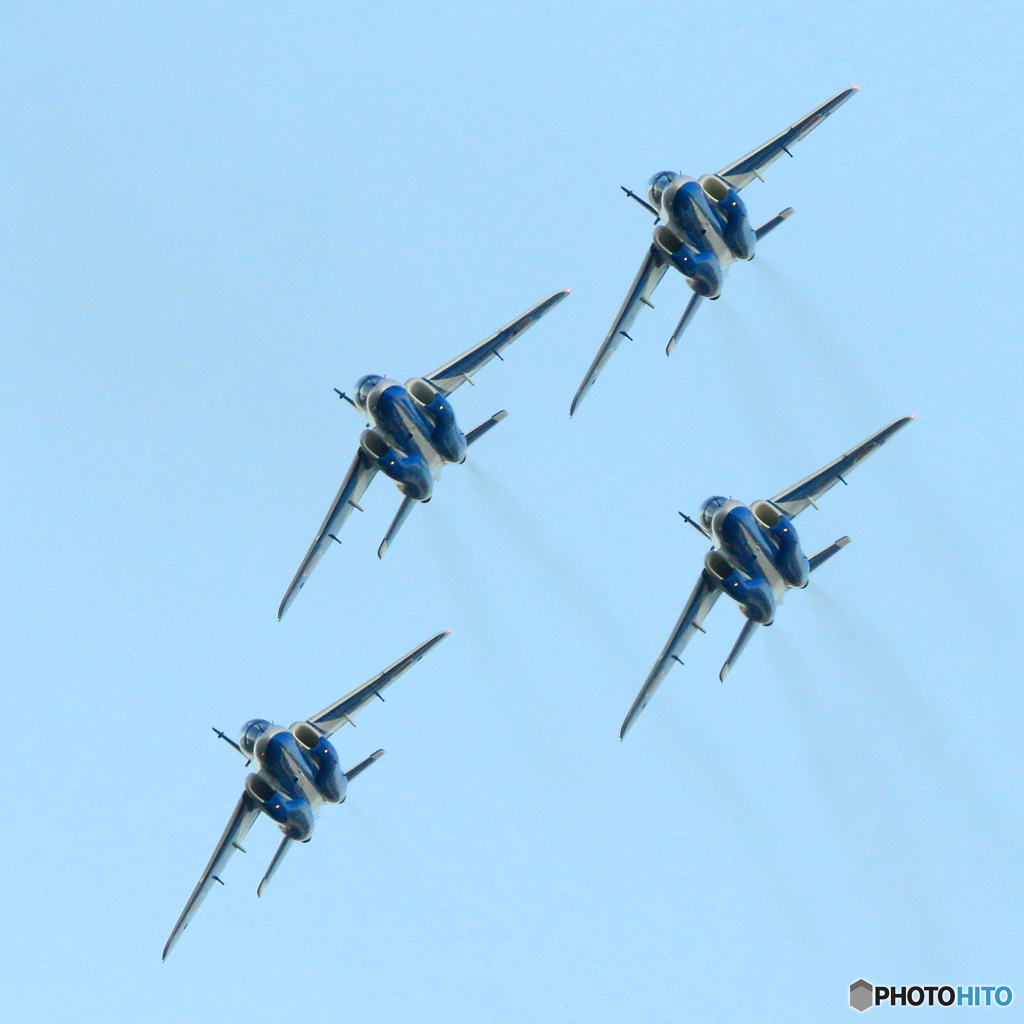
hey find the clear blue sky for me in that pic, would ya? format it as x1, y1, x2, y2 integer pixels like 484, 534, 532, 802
1, 2, 1021, 1021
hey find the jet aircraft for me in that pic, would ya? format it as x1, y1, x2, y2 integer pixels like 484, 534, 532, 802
619, 416, 913, 739
278, 290, 570, 619
570, 86, 859, 416
162, 630, 450, 959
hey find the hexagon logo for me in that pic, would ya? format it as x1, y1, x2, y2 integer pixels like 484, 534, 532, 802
850, 979, 873, 1012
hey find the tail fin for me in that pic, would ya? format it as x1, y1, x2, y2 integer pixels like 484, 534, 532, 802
755, 207, 794, 241
809, 536, 850, 572
466, 409, 508, 446
720, 618, 759, 682
378, 497, 417, 558
257, 836, 293, 898
345, 748, 385, 782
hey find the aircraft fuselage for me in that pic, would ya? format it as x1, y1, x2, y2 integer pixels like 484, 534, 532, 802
652, 174, 756, 298
702, 499, 810, 625
356, 376, 467, 501
241, 722, 347, 841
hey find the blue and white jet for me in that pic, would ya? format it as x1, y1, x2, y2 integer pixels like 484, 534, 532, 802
162, 630, 449, 959
570, 87, 858, 416
279, 290, 569, 619
619, 416, 913, 739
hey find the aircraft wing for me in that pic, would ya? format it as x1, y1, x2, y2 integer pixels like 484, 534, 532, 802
771, 415, 914, 519
308, 630, 451, 736
716, 86, 859, 191
620, 571, 721, 739
570, 246, 668, 416
426, 290, 569, 397
162, 792, 261, 960
278, 448, 379, 619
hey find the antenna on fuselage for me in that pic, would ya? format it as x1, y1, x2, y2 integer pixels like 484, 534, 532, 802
678, 511, 712, 540
212, 727, 251, 766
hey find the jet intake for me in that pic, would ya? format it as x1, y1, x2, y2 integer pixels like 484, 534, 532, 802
245, 773, 314, 841
405, 378, 467, 464
359, 430, 433, 500
655, 234, 723, 297
751, 501, 809, 588
291, 721, 323, 750
699, 174, 755, 260
704, 550, 776, 624
291, 722, 346, 803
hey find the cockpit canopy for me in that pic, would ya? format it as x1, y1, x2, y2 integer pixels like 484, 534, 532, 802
699, 496, 730, 531
239, 718, 272, 756
353, 374, 384, 411
646, 171, 678, 209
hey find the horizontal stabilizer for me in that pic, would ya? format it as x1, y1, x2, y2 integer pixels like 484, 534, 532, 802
755, 207, 794, 241
345, 748, 385, 782
720, 617, 759, 682
666, 292, 705, 356
257, 835, 293, 898
466, 409, 508, 446
378, 495, 417, 559
809, 536, 850, 572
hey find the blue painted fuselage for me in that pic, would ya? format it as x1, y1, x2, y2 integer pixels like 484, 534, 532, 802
701, 498, 810, 624
354, 375, 467, 501
239, 720, 347, 841
650, 174, 757, 298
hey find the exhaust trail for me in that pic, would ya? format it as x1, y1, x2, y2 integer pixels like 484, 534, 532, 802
418, 500, 505, 659
748, 258, 882, 421
344, 801, 426, 888
710, 299, 794, 449
462, 460, 641, 676
804, 584, 999, 815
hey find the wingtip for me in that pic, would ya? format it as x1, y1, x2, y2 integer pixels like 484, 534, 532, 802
619, 712, 636, 740
569, 388, 586, 418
